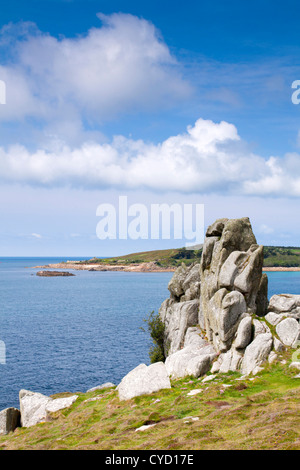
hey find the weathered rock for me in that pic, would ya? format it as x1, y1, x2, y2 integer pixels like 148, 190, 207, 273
241, 333, 273, 375
206, 218, 229, 237
159, 299, 199, 355
268, 351, 278, 364
19, 390, 51, 427
19, 390, 78, 427
207, 288, 247, 351
200, 218, 266, 354
289, 362, 300, 371
159, 217, 298, 380
255, 273, 269, 316
0, 408, 20, 435
117, 362, 171, 401
218, 348, 244, 373
253, 319, 271, 338
265, 311, 286, 326
183, 327, 205, 348
276, 318, 300, 347
45, 395, 78, 414
273, 337, 285, 352
234, 316, 253, 349
86, 382, 116, 393
168, 264, 188, 298
182, 264, 201, 295
167, 263, 201, 303
36, 271, 75, 277
165, 343, 216, 379
268, 294, 300, 318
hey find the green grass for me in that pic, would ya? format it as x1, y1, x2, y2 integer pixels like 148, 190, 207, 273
84, 247, 202, 268
0, 350, 299, 450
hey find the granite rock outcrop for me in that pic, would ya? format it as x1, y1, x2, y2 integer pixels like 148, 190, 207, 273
159, 217, 300, 378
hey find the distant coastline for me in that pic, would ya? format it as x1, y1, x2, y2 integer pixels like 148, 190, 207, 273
32, 262, 300, 273
262, 267, 300, 272
31, 245, 300, 273
32, 261, 176, 273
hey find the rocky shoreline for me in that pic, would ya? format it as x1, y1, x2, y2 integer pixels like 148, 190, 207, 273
2, 217, 300, 438
32, 262, 300, 274
33, 261, 176, 273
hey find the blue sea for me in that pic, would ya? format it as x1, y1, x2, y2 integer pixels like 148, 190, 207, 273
0, 257, 300, 411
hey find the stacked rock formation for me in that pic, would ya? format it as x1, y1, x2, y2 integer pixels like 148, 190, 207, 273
159, 217, 300, 378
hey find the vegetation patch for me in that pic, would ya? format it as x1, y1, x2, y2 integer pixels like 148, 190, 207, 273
83, 245, 300, 268
0, 350, 299, 450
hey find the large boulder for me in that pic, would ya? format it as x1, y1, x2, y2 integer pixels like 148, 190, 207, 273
276, 318, 300, 347
117, 362, 171, 401
233, 316, 253, 350
268, 294, 300, 319
0, 408, 20, 435
165, 342, 216, 379
241, 333, 273, 375
19, 390, 78, 427
214, 348, 244, 374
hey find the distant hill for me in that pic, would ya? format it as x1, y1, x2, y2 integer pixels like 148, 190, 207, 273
84, 247, 202, 268
263, 246, 300, 268
83, 245, 300, 269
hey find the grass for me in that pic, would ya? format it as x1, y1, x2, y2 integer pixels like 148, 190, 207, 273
81, 247, 202, 268
0, 350, 299, 450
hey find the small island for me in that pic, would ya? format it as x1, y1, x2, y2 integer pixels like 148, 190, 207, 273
36, 271, 75, 277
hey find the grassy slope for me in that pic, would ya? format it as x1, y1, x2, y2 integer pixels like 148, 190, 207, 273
263, 247, 300, 267
85, 247, 202, 268
0, 349, 299, 450
84, 246, 300, 268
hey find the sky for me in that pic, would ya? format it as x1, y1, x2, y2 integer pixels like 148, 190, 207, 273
1, 0, 300, 256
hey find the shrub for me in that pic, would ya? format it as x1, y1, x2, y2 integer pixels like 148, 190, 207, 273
141, 311, 166, 363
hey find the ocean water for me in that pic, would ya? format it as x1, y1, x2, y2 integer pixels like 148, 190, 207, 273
0, 257, 172, 410
0, 258, 300, 411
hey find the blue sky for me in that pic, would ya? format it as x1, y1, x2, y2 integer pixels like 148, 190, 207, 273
0, 0, 300, 256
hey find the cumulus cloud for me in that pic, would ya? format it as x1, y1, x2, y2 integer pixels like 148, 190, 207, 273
0, 13, 191, 125
0, 117, 299, 197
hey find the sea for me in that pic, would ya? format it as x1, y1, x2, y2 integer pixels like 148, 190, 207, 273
0, 257, 300, 411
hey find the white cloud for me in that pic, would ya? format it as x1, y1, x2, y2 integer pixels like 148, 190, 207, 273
0, 117, 299, 197
31, 233, 42, 239
0, 14, 191, 126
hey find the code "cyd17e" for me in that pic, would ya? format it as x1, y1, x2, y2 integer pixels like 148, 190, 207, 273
149, 454, 194, 465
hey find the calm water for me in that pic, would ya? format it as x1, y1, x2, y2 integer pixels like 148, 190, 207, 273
0, 258, 300, 410
0, 257, 172, 410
